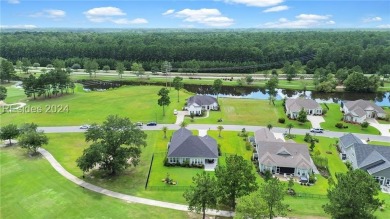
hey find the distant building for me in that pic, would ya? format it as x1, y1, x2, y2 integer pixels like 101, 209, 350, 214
342, 99, 386, 124
285, 98, 322, 119
185, 95, 218, 115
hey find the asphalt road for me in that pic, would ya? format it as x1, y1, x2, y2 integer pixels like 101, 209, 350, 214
39, 124, 390, 142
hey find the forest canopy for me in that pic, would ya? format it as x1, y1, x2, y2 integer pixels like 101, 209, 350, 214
1, 30, 389, 73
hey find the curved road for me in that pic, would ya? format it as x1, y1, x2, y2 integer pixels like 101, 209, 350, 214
39, 124, 390, 142
38, 148, 234, 217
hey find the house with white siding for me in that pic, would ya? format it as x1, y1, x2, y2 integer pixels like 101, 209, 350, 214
285, 98, 322, 119
185, 95, 218, 115
342, 99, 386, 124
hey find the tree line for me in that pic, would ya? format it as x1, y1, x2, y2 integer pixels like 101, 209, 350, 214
1, 31, 389, 73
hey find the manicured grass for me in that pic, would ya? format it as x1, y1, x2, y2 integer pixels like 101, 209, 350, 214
185, 98, 311, 129
1, 85, 192, 126
0, 146, 189, 219
378, 107, 390, 124
23, 131, 390, 218
3, 85, 26, 104
70, 74, 316, 90
320, 103, 380, 135
369, 141, 390, 146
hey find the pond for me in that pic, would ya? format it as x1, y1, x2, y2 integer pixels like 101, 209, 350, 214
78, 80, 390, 106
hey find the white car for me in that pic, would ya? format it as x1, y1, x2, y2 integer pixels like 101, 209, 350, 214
80, 124, 90, 129
310, 128, 323, 133
174, 109, 178, 115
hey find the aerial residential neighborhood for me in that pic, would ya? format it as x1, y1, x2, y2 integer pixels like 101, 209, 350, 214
1, 1, 390, 219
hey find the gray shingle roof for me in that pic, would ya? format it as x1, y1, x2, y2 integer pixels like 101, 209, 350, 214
339, 133, 363, 150
168, 128, 218, 158
257, 141, 313, 169
187, 95, 217, 107
254, 128, 277, 143
344, 99, 385, 115
354, 143, 390, 174
286, 98, 321, 112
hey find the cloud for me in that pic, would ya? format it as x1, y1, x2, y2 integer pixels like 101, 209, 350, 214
0, 24, 37, 29
112, 18, 148, 25
263, 5, 289, 13
84, 7, 126, 22
162, 9, 175, 16
8, 0, 20, 4
363, 16, 382, 23
223, 0, 283, 7
83, 7, 147, 25
261, 14, 335, 28
377, 24, 390, 28
30, 9, 66, 19
174, 8, 234, 27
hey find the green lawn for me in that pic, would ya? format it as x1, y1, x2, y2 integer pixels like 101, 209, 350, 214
320, 103, 380, 135
185, 98, 311, 129
1, 85, 191, 126
370, 141, 390, 146
378, 107, 390, 124
3, 85, 26, 104
0, 146, 189, 219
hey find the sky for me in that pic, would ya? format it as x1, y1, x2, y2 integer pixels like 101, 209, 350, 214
0, 0, 389, 29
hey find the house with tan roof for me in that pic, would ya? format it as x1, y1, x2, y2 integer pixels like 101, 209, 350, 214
342, 99, 386, 124
254, 128, 314, 178
285, 98, 322, 119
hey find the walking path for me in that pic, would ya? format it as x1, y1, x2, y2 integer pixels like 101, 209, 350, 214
37, 148, 234, 217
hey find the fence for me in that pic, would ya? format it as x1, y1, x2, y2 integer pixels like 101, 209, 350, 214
293, 192, 327, 199
147, 186, 191, 191
144, 153, 154, 190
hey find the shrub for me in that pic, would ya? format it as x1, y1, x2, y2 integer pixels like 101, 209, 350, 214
304, 133, 312, 142
309, 174, 316, 184
278, 117, 286, 124
335, 123, 343, 129
361, 121, 369, 129
245, 141, 252, 151
263, 169, 272, 181
343, 125, 348, 129
345, 161, 353, 171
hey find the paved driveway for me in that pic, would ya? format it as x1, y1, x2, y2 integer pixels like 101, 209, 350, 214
307, 115, 325, 129
175, 111, 189, 125
367, 118, 390, 137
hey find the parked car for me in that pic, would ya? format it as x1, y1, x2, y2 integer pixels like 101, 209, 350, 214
173, 109, 178, 115
146, 122, 157, 126
80, 124, 90, 129
310, 128, 323, 133
135, 122, 143, 126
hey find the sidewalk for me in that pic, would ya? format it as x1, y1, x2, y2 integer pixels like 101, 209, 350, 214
38, 148, 234, 217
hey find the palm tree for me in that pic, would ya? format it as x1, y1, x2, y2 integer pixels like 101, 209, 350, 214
267, 124, 273, 131
217, 125, 224, 137
180, 121, 188, 128
162, 126, 168, 139
286, 123, 294, 135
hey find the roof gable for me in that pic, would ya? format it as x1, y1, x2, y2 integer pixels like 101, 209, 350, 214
187, 95, 217, 107
354, 143, 390, 174
286, 98, 320, 112
339, 133, 363, 149
344, 99, 385, 114
168, 128, 218, 158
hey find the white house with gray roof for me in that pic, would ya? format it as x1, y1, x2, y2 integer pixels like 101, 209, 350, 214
254, 128, 314, 178
339, 133, 390, 187
285, 98, 322, 119
342, 99, 386, 124
167, 128, 218, 169
185, 95, 218, 115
